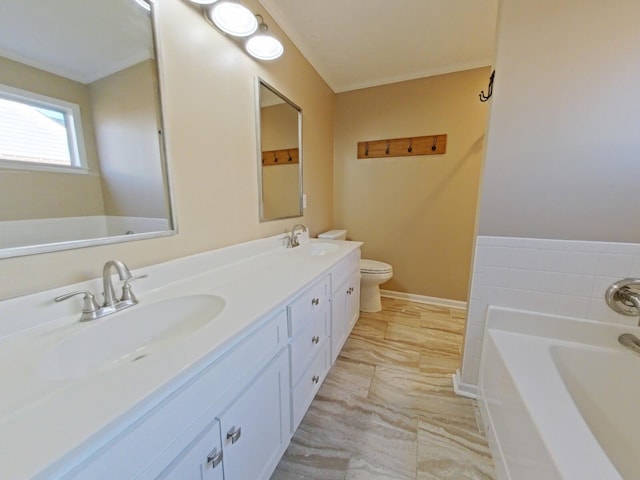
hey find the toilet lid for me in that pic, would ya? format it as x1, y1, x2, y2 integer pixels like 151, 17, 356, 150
360, 259, 393, 274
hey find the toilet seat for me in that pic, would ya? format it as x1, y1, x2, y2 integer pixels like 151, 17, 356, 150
360, 259, 393, 275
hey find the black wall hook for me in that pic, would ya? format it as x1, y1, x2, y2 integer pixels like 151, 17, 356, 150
408, 138, 413, 153
479, 70, 495, 102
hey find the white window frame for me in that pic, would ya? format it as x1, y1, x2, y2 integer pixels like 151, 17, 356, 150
0, 83, 89, 174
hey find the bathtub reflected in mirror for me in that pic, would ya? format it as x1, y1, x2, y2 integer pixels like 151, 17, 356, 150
0, 0, 175, 258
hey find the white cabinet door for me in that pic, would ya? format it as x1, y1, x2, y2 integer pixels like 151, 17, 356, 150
345, 270, 360, 332
156, 420, 223, 480
331, 270, 360, 364
218, 348, 290, 480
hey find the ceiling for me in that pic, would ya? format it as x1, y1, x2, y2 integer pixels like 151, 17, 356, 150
0, 0, 153, 85
258, 0, 499, 93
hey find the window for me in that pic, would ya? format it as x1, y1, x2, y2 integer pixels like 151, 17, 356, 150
0, 84, 88, 172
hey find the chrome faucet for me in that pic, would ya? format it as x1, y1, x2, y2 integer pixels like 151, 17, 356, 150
286, 224, 307, 248
102, 260, 133, 310
55, 260, 147, 321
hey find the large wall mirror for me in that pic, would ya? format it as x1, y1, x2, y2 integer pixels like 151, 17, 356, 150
256, 79, 303, 222
0, 0, 174, 258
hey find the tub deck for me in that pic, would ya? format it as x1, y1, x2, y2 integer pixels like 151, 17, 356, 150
478, 306, 640, 480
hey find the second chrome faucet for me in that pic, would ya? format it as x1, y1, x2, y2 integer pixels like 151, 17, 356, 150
55, 260, 147, 322
285, 224, 307, 248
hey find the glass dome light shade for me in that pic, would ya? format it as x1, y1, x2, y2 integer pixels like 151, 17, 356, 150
246, 34, 284, 60
208, 2, 258, 37
189, 0, 218, 4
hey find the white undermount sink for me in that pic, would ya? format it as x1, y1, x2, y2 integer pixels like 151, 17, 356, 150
38, 294, 225, 380
296, 242, 340, 256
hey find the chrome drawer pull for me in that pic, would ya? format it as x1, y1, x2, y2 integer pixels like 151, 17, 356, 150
227, 425, 242, 444
312, 335, 320, 344
312, 375, 319, 384
311, 298, 320, 306
207, 447, 223, 468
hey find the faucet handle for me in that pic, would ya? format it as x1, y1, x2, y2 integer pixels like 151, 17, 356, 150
120, 274, 148, 304
54, 290, 101, 322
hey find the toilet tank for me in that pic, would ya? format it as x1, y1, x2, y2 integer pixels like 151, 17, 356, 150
318, 229, 347, 240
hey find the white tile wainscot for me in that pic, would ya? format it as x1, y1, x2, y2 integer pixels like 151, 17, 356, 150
459, 236, 640, 392
0, 234, 361, 480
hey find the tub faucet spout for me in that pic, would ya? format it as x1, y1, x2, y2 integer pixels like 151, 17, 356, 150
619, 333, 640, 356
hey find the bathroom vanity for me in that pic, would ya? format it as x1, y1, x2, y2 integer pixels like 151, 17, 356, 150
0, 235, 361, 479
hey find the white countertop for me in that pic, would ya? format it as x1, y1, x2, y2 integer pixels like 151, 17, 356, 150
0, 235, 361, 479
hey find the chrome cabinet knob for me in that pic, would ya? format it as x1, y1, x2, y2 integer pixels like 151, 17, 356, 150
311, 298, 320, 306
227, 426, 242, 444
312, 375, 319, 384
207, 447, 223, 468
312, 335, 320, 344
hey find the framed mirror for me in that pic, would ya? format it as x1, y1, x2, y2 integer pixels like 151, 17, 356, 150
256, 79, 303, 222
0, 0, 174, 258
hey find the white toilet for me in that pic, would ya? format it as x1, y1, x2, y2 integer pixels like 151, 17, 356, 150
317, 230, 393, 313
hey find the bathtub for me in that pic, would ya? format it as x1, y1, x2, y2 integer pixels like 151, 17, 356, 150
478, 306, 640, 480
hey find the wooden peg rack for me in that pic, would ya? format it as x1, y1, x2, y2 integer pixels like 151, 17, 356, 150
357, 134, 447, 159
262, 148, 299, 166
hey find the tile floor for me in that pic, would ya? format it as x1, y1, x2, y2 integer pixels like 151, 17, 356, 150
271, 297, 495, 480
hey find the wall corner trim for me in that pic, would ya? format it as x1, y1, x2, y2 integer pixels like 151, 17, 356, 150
452, 369, 478, 399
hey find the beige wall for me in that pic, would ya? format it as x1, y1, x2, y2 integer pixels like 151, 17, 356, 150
0, 0, 335, 300
477, 0, 640, 241
90, 60, 169, 219
334, 68, 490, 301
0, 56, 105, 220
261, 102, 300, 219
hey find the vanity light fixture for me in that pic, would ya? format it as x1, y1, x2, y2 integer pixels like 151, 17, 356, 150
207, 1, 258, 37
246, 17, 284, 60
190, 0, 284, 61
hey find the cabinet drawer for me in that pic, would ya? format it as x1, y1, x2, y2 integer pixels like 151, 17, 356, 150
330, 250, 360, 294
289, 304, 328, 386
287, 275, 329, 337
291, 342, 330, 431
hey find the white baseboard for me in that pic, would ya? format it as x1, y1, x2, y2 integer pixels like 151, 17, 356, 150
452, 369, 478, 399
380, 290, 467, 310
